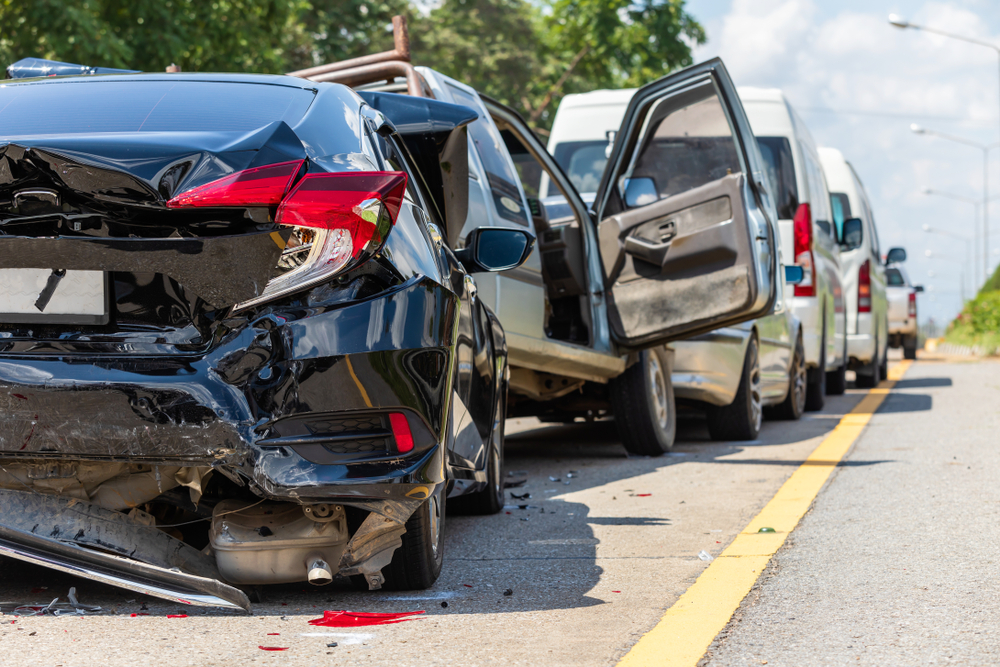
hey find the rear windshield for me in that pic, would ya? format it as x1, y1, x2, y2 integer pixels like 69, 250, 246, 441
756, 136, 799, 219
830, 192, 852, 240
552, 140, 608, 195
886, 268, 905, 286
0, 80, 315, 135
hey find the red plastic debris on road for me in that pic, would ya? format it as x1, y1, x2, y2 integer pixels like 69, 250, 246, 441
612, 591, 621, 593
130, 613, 150, 617
635, 493, 652, 497
308, 611, 425, 627
258, 646, 289, 651
166, 614, 188, 618
267, 633, 280, 635
462, 584, 473, 588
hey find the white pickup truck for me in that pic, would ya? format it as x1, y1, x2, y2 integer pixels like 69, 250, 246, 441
884, 249, 923, 359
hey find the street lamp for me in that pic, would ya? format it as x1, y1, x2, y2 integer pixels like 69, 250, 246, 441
923, 223, 972, 298
920, 187, 980, 287
925, 249, 966, 303
893, 14, 1000, 277
911, 125, 999, 283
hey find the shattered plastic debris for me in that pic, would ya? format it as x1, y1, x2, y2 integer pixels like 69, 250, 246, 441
634, 493, 652, 497
308, 611, 425, 627
13, 587, 101, 616
166, 614, 188, 618
258, 646, 289, 651
698, 550, 714, 562
440, 601, 449, 608
510, 492, 531, 501
327, 642, 338, 648
503, 589, 513, 596
548, 476, 561, 482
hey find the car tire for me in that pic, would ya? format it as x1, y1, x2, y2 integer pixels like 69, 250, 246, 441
379, 488, 445, 591
903, 334, 918, 360
826, 338, 848, 395
707, 336, 763, 441
879, 345, 889, 379
767, 334, 806, 421
610, 347, 676, 455
805, 326, 826, 412
447, 405, 505, 516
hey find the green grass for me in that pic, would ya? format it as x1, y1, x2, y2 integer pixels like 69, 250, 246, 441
944, 287, 1000, 353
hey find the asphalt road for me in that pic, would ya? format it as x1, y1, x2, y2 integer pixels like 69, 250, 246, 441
0, 355, 991, 666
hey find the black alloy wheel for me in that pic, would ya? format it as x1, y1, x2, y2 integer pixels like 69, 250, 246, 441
708, 336, 763, 441
767, 334, 807, 421
610, 347, 676, 455
448, 402, 505, 516
379, 486, 445, 591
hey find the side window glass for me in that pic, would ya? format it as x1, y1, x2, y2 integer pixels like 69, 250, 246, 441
447, 86, 530, 227
830, 192, 851, 241
619, 83, 742, 208
801, 148, 832, 237
756, 137, 799, 219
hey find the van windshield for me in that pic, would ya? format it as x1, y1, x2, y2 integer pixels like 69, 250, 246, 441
551, 140, 608, 195
756, 136, 799, 219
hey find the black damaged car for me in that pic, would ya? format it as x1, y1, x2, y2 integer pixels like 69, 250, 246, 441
0, 69, 533, 611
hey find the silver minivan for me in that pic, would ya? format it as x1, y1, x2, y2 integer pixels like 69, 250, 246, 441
818, 147, 888, 386
739, 88, 847, 410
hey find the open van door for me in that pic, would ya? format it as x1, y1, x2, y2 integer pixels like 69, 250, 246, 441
593, 58, 778, 349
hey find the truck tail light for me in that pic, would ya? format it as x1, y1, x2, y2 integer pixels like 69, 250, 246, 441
793, 203, 815, 297
167, 163, 407, 311
858, 259, 871, 313
908, 291, 917, 318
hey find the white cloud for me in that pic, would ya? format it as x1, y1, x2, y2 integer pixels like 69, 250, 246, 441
692, 0, 1000, 324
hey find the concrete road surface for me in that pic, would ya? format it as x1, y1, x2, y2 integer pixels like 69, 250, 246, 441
0, 356, 993, 666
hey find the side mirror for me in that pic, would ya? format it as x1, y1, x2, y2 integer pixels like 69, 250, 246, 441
622, 177, 658, 208
841, 217, 863, 250
784, 265, 804, 284
885, 247, 907, 264
455, 227, 535, 273
914, 285, 925, 293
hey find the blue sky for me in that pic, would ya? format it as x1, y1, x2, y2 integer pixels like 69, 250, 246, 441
684, 0, 1000, 327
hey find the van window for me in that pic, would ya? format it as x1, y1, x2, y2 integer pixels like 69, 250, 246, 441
621, 87, 741, 206
830, 192, 851, 240
551, 141, 608, 195
886, 268, 905, 286
800, 147, 833, 238
447, 86, 530, 227
756, 137, 799, 219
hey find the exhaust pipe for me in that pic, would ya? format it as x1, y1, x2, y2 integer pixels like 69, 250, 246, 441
307, 557, 334, 586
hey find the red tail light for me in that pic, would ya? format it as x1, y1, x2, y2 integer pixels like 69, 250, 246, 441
276, 172, 408, 260
167, 163, 408, 311
389, 412, 414, 453
908, 291, 917, 318
792, 203, 815, 297
858, 259, 871, 313
165, 160, 303, 208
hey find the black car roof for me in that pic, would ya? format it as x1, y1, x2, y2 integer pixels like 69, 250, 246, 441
4, 72, 319, 90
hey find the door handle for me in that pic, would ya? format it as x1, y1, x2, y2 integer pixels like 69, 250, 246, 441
623, 235, 673, 267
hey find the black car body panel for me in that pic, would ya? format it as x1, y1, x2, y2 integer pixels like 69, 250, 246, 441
0, 72, 508, 602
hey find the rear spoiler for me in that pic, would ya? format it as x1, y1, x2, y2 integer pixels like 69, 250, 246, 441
7, 57, 139, 79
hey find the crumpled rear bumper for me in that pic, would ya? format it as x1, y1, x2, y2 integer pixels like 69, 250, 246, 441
0, 278, 457, 512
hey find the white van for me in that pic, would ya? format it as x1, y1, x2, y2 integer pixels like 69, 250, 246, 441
738, 88, 847, 410
818, 147, 888, 386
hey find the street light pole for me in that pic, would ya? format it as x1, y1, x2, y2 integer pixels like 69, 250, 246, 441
922, 223, 972, 300
892, 14, 1000, 280
920, 187, 981, 290
911, 125, 999, 285
925, 249, 966, 304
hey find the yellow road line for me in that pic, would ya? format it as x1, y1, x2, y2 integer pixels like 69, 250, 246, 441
617, 359, 913, 667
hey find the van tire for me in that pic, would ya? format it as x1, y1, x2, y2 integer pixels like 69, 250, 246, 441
805, 329, 826, 412
903, 335, 918, 360
856, 338, 880, 388
610, 348, 676, 455
708, 337, 763, 441
826, 338, 848, 395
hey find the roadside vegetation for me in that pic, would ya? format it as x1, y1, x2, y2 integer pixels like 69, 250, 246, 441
945, 264, 1000, 354
0, 0, 704, 132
